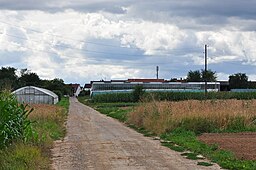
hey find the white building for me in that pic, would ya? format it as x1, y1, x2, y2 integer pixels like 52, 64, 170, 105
12, 86, 59, 104
70, 84, 82, 97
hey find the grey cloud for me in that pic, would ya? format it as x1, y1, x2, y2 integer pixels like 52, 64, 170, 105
1, 0, 256, 18
1, 0, 256, 30
0, 0, 132, 13
125, 0, 256, 30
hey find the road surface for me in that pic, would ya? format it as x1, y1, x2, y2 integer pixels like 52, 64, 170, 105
51, 97, 221, 170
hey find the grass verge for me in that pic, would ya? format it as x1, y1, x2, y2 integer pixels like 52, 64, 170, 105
161, 129, 256, 170
0, 97, 69, 170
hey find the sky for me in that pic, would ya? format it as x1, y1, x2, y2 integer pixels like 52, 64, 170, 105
0, 0, 256, 84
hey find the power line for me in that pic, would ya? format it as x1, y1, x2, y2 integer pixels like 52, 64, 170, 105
1, 33, 148, 57
4, 41, 199, 68
0, 32, 204, 57
0, 20, 141, 49
0, 20, 202, 53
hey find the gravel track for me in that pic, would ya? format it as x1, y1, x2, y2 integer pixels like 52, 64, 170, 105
51, 97, 221, 170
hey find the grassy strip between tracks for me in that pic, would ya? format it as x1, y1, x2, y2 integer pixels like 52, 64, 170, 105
79, 96, 256, 170
0, 97, 69, 170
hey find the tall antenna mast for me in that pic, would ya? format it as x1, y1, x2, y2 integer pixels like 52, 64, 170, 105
156, 66, 159, 79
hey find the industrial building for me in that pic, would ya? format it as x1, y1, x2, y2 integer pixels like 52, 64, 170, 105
12, 86, 59, 104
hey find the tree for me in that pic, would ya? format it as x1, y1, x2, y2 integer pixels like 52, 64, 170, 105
0, 67, 18, 90
18, 70, 41, 87
42, 78, 71, 99
186, 69, 217, 82
229, 73, 248, 89
187, 70, 201, 82
201, 69, 217, 82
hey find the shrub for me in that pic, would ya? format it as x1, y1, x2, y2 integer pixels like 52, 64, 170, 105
132, 85, 145, 102
53, 90, 63, 101
179, 117, 218, 134
78, 90, 90, 96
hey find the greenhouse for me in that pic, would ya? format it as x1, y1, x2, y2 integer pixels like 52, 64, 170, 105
90, 82, 220, 96
12, 86, 59, 104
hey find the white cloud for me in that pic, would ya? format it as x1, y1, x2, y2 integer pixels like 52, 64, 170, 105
0, 6, 256, 83
195, 30, 256, 64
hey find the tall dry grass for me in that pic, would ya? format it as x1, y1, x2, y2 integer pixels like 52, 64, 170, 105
128, 99, 256, 135
28, 104, 64, 121
27, 104, 67, 148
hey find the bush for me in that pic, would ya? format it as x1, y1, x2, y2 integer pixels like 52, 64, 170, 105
179, 117, 218, 134
132, 85, 145, 102
78, 90, 90, 97
0, 92, 34, 148
53, 90, 63, 101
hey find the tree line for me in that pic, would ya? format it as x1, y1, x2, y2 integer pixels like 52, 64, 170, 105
186, 69, 254, 89
0, 67, 72, 99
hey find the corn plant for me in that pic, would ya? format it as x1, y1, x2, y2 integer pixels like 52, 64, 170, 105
0, 92, 33, 148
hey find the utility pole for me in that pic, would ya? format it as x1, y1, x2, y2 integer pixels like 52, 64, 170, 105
156, 66, 159, 79
204, 44, 208, 96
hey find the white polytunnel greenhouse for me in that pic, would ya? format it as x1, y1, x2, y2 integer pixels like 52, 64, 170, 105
12, 86, 59, 104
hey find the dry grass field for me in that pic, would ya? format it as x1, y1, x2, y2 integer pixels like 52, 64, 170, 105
129, 99, 256, 135
28, 104, 64, 120
129, 99, 256, 161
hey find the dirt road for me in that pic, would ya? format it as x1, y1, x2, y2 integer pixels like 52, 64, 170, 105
51, 98, 221, 170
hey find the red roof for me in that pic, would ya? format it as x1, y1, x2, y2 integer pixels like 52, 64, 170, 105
127, 79, 165, 83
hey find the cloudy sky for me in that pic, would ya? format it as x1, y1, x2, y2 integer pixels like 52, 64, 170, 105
0, 0, 256, 84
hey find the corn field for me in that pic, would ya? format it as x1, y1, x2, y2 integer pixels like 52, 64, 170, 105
0, 92, 33, 148
91, 91, 256, 103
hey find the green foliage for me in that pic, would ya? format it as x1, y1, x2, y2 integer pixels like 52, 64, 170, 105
92, 92, 134, 103
132, 85, 145, 102
42, 78, 71, 97
181, 152, 204, 160
0, 92, 34, 148
0, 66, 71, 98
145, 91, 256, 101
0, 143, 49, 170
197, 162, 214, 166
226, 117, 247, 132
187, 69, 217, 82
95, 106, 130, 122
201, 69, 217, 82
179, 117, 218, 135
53, 90, 63, 101
78, 90, 90, 96
127, 125, 156, 137
56, 97, 70, 111
187, 70, 201, 82
91, 91, 256, 103
229, 73, 248, 89
161, 129, 256, 170
0, 67, 18, 90
18, 70, 41, 87
161, 142, 186, 152
0, 96, 69, 169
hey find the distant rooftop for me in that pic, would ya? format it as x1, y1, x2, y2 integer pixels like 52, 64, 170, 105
127, 79, 165, 83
